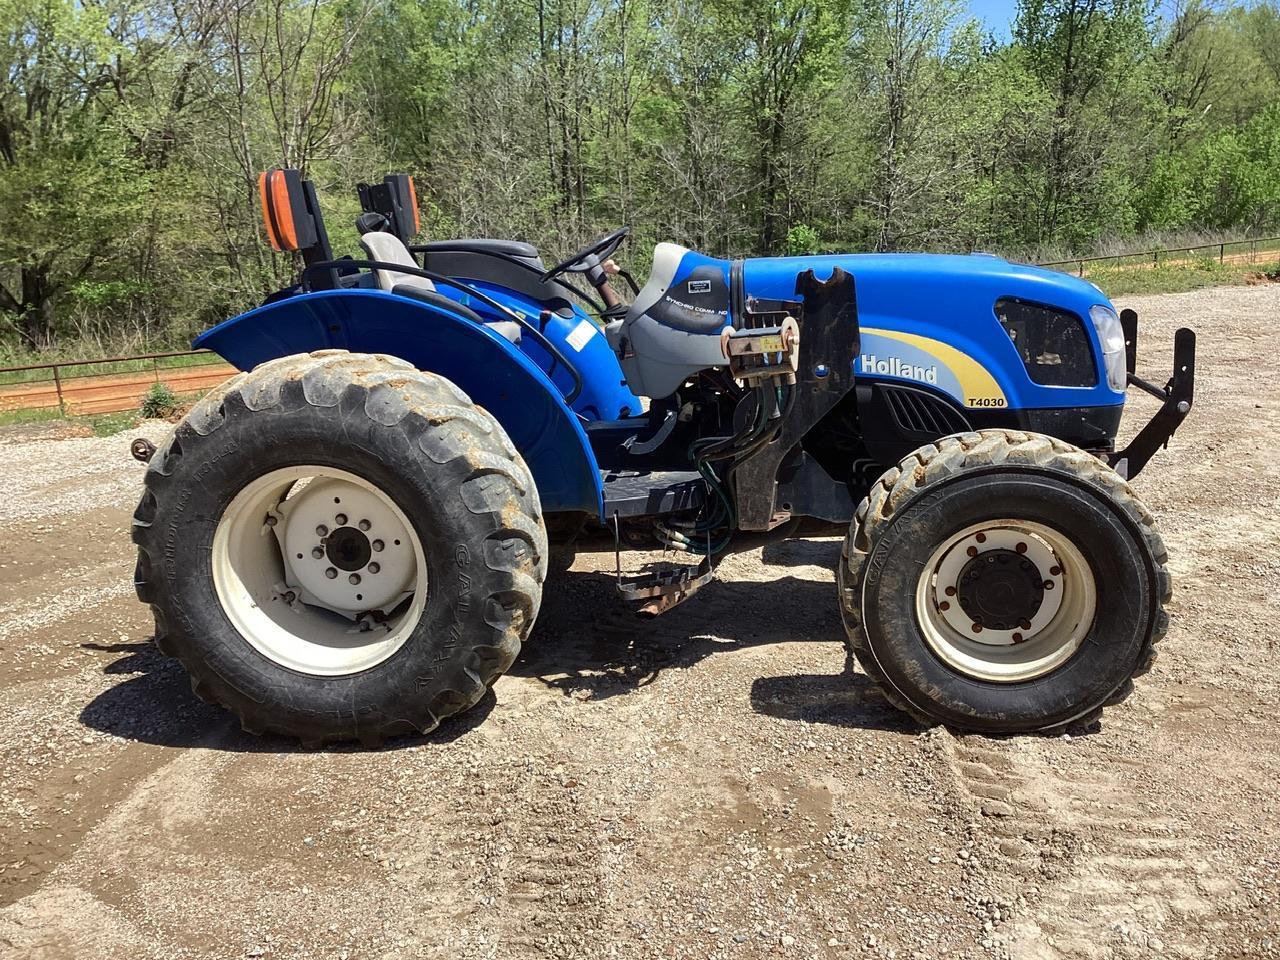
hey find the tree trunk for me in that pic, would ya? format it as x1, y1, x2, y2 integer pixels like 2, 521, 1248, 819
19, 264, 57, 349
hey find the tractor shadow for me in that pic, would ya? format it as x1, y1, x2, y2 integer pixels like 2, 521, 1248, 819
515, 553, 914, 733
79, 538, 906, 748
77, 640, 494, 753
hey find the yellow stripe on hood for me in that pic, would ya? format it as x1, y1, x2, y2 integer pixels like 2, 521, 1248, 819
863, 327, 1006, 405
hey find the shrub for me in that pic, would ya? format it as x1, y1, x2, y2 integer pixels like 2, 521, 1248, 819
141, 381, 180, 419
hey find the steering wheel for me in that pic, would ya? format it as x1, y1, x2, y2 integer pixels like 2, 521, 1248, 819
540, 226, 630, 284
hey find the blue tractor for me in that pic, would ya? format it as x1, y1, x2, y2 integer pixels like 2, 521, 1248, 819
131, 169, 1195, 746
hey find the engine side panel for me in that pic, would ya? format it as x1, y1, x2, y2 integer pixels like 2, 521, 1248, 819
194, 289, 605, 515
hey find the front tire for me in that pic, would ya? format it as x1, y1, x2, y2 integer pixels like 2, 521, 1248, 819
132, 351, 547, 746
839, 430, 1170, 734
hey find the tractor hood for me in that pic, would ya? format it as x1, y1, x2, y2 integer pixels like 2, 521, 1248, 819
742, 251, 1108, 315
748, 251, 1122, 411
616, 243, 1122, 411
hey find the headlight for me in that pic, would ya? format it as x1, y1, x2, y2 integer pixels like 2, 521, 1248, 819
1089, 304, 1127, 392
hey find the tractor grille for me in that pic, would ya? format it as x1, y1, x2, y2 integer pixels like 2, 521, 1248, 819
882, 384, 970, 438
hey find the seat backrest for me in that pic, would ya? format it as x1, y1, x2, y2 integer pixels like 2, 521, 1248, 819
359, 232, 435, 293
258, 167, 334, 281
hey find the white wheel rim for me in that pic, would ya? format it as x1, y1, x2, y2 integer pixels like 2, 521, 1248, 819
211, 466, 428, 676
914, 520, 1096, 683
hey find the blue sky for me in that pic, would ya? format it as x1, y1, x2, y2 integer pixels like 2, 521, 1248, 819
966, 0, 1020, 38
966, 0, 1186, 39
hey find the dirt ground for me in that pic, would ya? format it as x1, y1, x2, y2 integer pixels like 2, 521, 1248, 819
1, 284, 1278, 960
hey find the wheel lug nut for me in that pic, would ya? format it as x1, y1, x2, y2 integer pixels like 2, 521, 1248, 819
265, 515, 277, 527
1012, 632, 1024, 643
939, 600, 950, 611
966, 545, 978, 557
349, 573, 361, 585
372, 539, 384, 552
1049, 565, 1061, 575
335, 513, 348, 526
368, 562, 380, 574
316, 524, 328, 537
975, 532, 987, 543
325, 567, 338, 579
311, 546, 324, 559
1043, 580, 1055, 590
358, 519, 371, 531
1015, 541, 1026, 553
971, 623, 983, 633
944, 586, 957, 597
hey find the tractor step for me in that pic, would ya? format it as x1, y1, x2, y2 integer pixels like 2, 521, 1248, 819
601, 470, 706, 518
614, 556, 715, 618
608, 480, 716, 617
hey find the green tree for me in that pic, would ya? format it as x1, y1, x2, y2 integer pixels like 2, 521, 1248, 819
0, 0, 153, 347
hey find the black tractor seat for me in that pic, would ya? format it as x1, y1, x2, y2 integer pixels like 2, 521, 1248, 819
415, 239, 539, 260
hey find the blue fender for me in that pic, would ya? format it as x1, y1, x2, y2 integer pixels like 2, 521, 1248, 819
194, 289, 604, 515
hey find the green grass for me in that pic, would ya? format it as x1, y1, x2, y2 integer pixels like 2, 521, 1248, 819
0, 405, 141, 436
86, 409, 145, 436
0, 406, 65, 428
0, 381, 209, 435
1077, 257, 1280, 297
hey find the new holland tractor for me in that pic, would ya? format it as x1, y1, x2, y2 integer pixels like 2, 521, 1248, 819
130, 169, 1195, 746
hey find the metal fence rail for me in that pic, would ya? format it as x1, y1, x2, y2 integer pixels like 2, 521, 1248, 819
1037, 235, 1280, 277
0, 349, 235, 417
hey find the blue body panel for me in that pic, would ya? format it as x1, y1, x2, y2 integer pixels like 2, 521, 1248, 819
738, 253, 1123, 411
431, 280, 641, 421
194, 289, 607, 515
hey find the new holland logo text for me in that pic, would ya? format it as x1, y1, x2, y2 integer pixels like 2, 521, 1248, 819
860, 354, 938, 384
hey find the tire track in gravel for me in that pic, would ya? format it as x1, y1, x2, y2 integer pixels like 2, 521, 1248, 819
493, 791, 611, 955
939, 733, 1238, 959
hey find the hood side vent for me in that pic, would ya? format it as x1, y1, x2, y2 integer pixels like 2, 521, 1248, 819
882, 384, 970, 438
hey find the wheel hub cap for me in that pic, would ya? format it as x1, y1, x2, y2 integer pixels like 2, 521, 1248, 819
956, 549, 1045, 631
914, 520, 1096, 683
278, 478, 415, 615
326, 526, 372, 572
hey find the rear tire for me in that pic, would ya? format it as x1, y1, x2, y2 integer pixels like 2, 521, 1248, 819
132, 350, 546, 746
838, 430, 1170, 734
